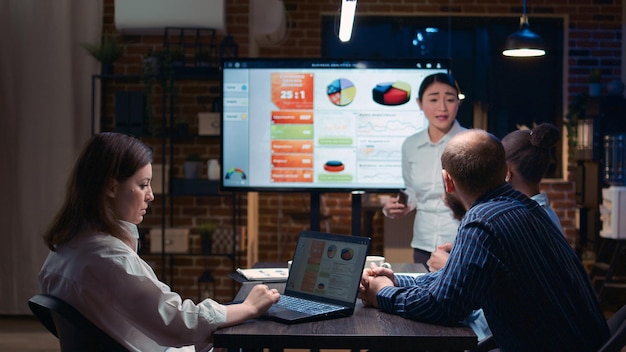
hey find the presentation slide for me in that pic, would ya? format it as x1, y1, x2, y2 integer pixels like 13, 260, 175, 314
222, 59, 448, 192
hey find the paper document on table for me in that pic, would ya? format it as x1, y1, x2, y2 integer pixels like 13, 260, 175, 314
236, 268, 289, 281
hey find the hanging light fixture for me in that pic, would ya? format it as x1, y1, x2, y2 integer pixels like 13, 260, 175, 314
338, 0, 358, 42
502, 0, 545, 57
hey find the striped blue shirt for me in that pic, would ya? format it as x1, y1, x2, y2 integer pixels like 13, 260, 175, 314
377, 183, 609, 351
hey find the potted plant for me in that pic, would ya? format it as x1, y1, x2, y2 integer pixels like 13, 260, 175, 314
167, 45, 186, 68
197, 223, 216, 253
143, 49, 164, 77
195, 46, 214, 68
563, 93, 590, 162
183, 153, 202, 179
81, 33, 124, 75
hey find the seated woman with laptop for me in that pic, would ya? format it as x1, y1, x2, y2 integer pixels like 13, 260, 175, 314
37, 132, 280, 351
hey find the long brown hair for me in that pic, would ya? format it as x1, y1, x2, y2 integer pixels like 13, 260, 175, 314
43, 133, 152, 250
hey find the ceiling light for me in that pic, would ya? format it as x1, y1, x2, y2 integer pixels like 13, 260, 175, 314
338, 0, 357, 42
502, 0, 545, 57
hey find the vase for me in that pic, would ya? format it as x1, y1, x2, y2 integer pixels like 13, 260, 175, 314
183, 161, 201, 179
589, 83, 602, 97
201, 238, 212, 254
208, 159, 221, 180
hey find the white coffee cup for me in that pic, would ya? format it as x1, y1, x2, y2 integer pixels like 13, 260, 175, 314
287, 260, 293, 272
364, 255, 391, 269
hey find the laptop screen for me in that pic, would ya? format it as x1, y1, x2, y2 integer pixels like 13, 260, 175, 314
286, 231, 370, 304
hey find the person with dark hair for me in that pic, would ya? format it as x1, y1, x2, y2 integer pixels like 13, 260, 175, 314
38, 132, 280, 352
502, 122, 563, 231
382, 73, 466, 265
359, 129, 609, 351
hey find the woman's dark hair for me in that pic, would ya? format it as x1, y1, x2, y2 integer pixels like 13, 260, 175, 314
417, 73, 461, 101
44, 132, 152, 250
501, 123, 560, 184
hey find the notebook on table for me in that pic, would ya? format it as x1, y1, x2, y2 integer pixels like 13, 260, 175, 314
264, 230, 371, 324
236, 267, 289, 281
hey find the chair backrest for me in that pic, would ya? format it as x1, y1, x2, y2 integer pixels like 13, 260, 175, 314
598, 304, 626, 352
473, 304, 626, 352
28, 294, 129, 352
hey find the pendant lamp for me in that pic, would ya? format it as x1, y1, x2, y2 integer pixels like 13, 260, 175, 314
502, 0, 545, 57
338, 0, 357, 42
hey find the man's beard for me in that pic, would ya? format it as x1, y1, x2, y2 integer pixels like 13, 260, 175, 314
444, 192, 466, 221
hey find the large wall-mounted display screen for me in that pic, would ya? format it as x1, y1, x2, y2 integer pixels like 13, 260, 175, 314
221, 58, 449, 192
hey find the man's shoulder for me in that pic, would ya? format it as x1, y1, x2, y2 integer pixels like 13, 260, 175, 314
465, 187, 537, 224
466, 196, 521, 219
472, 186, 526, 210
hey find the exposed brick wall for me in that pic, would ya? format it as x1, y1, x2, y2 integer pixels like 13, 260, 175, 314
540, 179, 578, 247
99, 0, 620, 302
140, 232, 244, 301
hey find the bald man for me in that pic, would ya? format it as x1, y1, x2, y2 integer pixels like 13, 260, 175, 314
358, 129, 609, 352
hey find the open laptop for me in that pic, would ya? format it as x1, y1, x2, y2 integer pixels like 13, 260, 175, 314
263, 230, 371, 324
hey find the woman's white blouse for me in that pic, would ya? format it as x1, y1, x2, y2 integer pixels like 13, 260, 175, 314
401, 121, 464, 252
38, 228, 226, 352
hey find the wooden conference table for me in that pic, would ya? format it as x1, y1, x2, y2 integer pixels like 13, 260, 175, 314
215, 263, 477, 352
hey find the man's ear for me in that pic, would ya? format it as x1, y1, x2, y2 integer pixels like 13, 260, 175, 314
442, 169, 455, 193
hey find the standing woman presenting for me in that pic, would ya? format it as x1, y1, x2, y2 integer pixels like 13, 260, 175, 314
382, 73, 466, 265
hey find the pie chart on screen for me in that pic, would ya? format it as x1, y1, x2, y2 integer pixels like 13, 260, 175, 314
327, 78, 356, 106
372, 81, 412, 106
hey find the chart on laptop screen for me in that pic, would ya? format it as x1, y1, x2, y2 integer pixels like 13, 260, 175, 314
287, 235, 367, 302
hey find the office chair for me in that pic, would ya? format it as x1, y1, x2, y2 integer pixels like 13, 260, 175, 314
472, 303, 626, 352
598, 303, 626, 352
28, 294, 129, 352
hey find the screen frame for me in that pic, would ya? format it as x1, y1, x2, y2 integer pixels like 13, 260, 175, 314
220, 57, 451, 193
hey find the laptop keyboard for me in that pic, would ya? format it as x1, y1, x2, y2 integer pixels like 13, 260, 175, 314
276, 295, 343, 314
